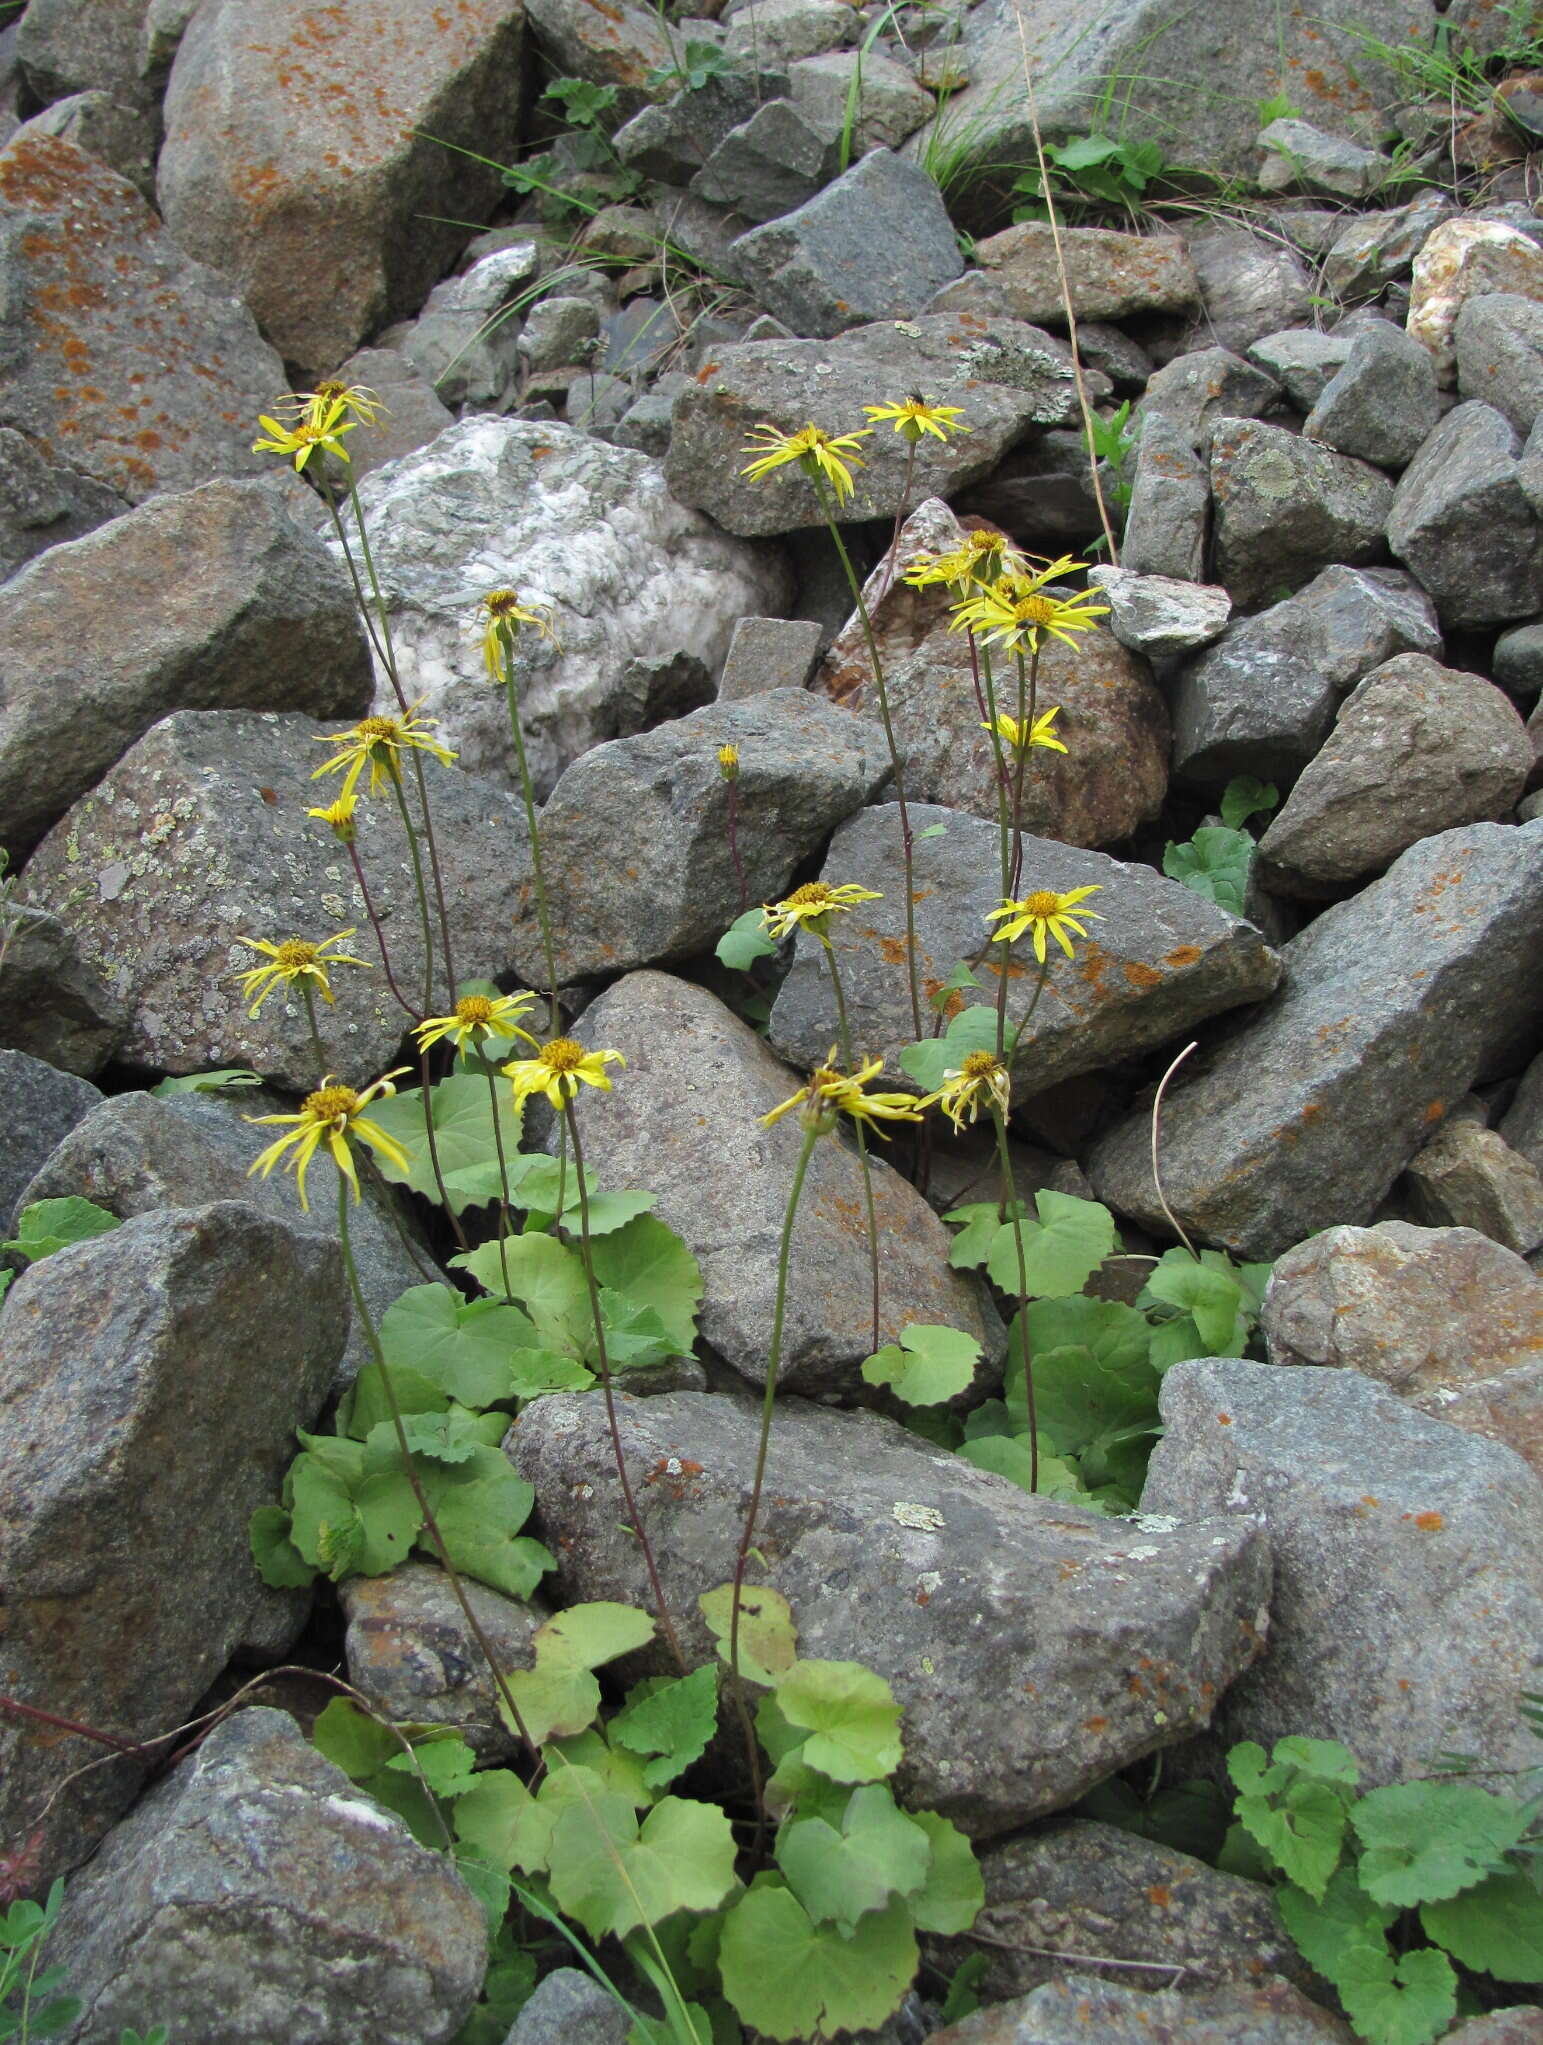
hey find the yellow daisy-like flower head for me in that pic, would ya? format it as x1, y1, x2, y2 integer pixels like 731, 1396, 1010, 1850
718, 743, 740, 783
863, 396, 970, 444
415, 989, 539, 1055
987, 884, 1103, 963
312, 702, 457, 799
273, 381, 386, 431
252, 397, 355, 472
762, 879, 883, 944
247, 1070, 410, 1212
503, 1035, 625, 1112
905, 527, 1034, 594
234, 929, 370, 1015
306, 793, 359, 845
924, 1048, 1012, 1131
741, 422, 873, 505
763, 1048, 926, 1138
982, 705, 1068, 756
477, 588, 561, 678
950, 570, 1109, 654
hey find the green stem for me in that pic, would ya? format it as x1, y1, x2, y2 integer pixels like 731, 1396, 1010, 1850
1006, 647, 1040, 902
476, 1045, 516, 1300
561, 1100, 686, 1673
334, 1172, 539, 1753
988, 1105, 1038, 1494
299, 982, 328, 1081
877, 439, 918, 600
1007, 954, 1053, 1066
979, 640, 1012, 902
823, 939, 882, 1356
387, 768, 438, 1017
726, 778, 748, 917
501, 635, 562, 1038
419, 1041, 471, 1256
346, 838, 421, 1022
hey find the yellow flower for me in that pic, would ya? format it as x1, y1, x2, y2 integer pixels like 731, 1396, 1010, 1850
477, 588, 560, 677
718, 743, 740, 783
252, 397, 355, 472
987, 885, 1103, 963
950, 568, 1109, 654
982, 706, 1068, 756
247, 1071, 411, 1212
741, 422, 873, 505
234, 929, 370, 1015
923, 1049, 1012, 1131
904, 528, 1034, 593
863, 396, 970, 443
312, 703, 457, 799
306, 793, 359, 845
503, 1036, 625, 1112
762, 879, 882, 944
414, 990, 539, 1055
272, 381, 385, 430
763, 1048, 926, 1137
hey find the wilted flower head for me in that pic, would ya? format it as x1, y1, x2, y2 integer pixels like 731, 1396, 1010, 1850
982, 706, 1067, 757
763, 1048, 926, 1137
718, 743, 740, 783
306, 793, 359, 844
312, 703, 457, 799
252, 397, 354, 472
247, 1070, 410, 1212
762, 879, 882, 944
741, 422, 873, 505
477, 588, 560, 677
905, 527, 1033, 594
863, 396, 970, 444
273, 381, 385, 431
924, 1049, 1012, 1131
415, 990, 540, 1056
950, 564, 1109, 654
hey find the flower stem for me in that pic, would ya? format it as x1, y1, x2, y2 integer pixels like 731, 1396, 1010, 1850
418, 1041, 471, 1255
1006, 648, 1040, 902
988, 1105, 1038, 1494
346, 839, 421, 1022
476, 1046, 516, 1300
299, 983, 327, 1080
501, 636, 562, 1039
877, 440, 918, 601
387, 768, 438, 1016
725, 778, 748, 917
824, 940, 882, 1356
561, 1100, 686, 1673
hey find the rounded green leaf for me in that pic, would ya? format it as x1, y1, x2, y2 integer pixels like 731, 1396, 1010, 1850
380, 1285, 540, 1407
248, 1503, 315, 1589
775, 1661, 902, 1783
587, 1213, 703, 1358
907, 1808, 985, 1935
776, 1785, 931, 1935
610, 1664, 720, 1790
717, 1884, 917, 2042
1334, 1940, 1456, 2045
861, 1323, 982, 1406
547, 1794, 738, 1940
985, 1189, 1116, 1301
699, 1582, 798, 1688
1352, 1782, 1529, 1907
1420, 1868, 1543, 1982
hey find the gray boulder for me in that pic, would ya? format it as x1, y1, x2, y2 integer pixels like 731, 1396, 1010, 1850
787, 50, 934, 155
0, 425, 126, 586
970, 221, 1198, 324
525, 0, 671, 114
1247, 328, 1352, 413
0, 1205, 344, 1880
20, 709, 533, 1093
732, 148, 963, 338
1086, 822, 1543, 1258
723, 0, 857, 68
766, 802, 1281, 1093
506, 1387, 1270, 1835
509, 1969, 632, 2045
1255, 652, 1532, 894
1502, 1049, 1543, 1175
930, 1973, 1353, 2044
0, 907, 127, 1076
399, 243, 541, 411
690, 97, 839, 223
1404, 1115, 1543, 1257
1135, 346, 1280, 449
716, 613, 823, 698
665, 313, 1081, 537
1321, 189, 1457, 302
1495, 618, 1543, 696
1170, 565, 1441, 791
1120, 416, 1209, 581
0, 476, 373, 855
555, 971, 997, 1396
1302, 319, 1440, 470
1454, 291, 1543, 437
1256, 118, 1388, 198
0, 1047, 101, 1226
1387, 399, 1543, 629
1209, 417, 1393, 610
327, 346, 456, 478
1143, 1358, 1543, 1790
48, 1707, 486, 2045
511, 689, 888, 985
614, 72, 764, 184
11, 89, 157, 200
16, 0, 151, 104
1181, 222, 1314, 355
1087, 567, 1231, 660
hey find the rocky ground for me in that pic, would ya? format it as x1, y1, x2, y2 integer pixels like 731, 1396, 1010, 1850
1, 0, 1542, 2041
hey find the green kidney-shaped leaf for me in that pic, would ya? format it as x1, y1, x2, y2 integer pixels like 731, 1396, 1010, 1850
1333, 1940, 1456, 2045
1352, 1782, 1529, 1907
861, 1323, 982, 1406
1231, 1772, 1348, 1901
587, 1213, 703, 1358
776, 1784, 931, 1935
610, 1665, 720, 1791
717, 1883, 918, 2043
942, 1199, 1027, 1273
1419, 1867, 1543, 1981
898, 1004, 999, 1094
985, 1189, 1116, 1301
717, 909, 779, 972
415, 1446, 553, 1599
699, 1583, 798, 1688
248, 1503, 316, 1589
362, 1073, 524, 1213
1140, 1251, 1247, 1355
547, 1793, 738, 1940
381, 1285, 541, 1408
453, 1768, 549, 1878
289, 1449, 421, 1581
1220, 776, 1279, 831
452, 1229, 592, 1353
4, 1196, 121, 1264
775, 1661, 902, 1784
1276, 1868, 1398, 1983
907, 1808, 984, 1935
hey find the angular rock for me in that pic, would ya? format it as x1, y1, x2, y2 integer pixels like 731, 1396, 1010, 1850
329, 347, 456, 478
1087, 567, 1231, 661
971, 221, 1198, 323
510, 1969, 632, 2045
1135, 346, 1280, 450
507, 1387, 1270, 1834
722, 0, 856, 68
1302, 318, 1440, 470
1321, 188, 1457, 302
817, 498, 1169, 848
1086, 822, 1543, 1258
1502, 1049, 1543, 1174
557, 970, 995, 1392
716, 613, 823, 698
0, 477, 373, 855
15, 1088, 443, 1392
1455, 290, 1543, 438
931, 1973, 1352, 2044
0, 906, 127, 1076
1256, 118, 1389, 199
16, 0, 150, 105
787, 50, 934, 155
159, 1, 524, 379
1247, 328, 1352, 413
1255, 652, 1532, 893
1120, 416, 1209, 581
20, 709, 533, 1093
509, 690, 887, 984
341, 1561, 544, 1762
766, 802, 1281, 1094
400, 244, 541, 411
0, 1047, 101, 1226
1408, 217, 1543, 383
326, 417, 789, 795
732, 148, 962, 338
1170, 565, 1441, 790
691, 98, 839, 223
11, 91, 157, 200
526, 0, 671, 115
1405, 1115, 1543, 1255
1181, 222, 1314, 355
664, 312, 1081, 537
0, 425, 126, 585
0, 1206, 344, 1879
517, 294, 602, 375
0, 132, 286, 504
48, 1707, 486, 2045
614, 72, 764, 184
1209, 417, 1393, 610
1143, 1357, 1543, 1789
930, 1818, 1311, 2004
1495, 618, 1543, 696
955, 424, 1116, 545
1387, 399, 1543, 629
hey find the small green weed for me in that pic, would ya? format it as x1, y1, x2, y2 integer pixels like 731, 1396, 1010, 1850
1010, 132, 1169, 219
0, 1196, 122, 1305
1163, 776, 1279, 919
646, 37, 734, 95
0, 1878, 168, 2044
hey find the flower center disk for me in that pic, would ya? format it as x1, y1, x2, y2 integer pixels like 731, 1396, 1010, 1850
541, 1037, 587, 1072
305, 1085, 359, 1120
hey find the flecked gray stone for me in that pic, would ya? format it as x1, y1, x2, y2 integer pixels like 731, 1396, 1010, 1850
956, 424, 1117, 544
690, 97, 839, 223
1495, 618, 1543, 695
510, 690, 887, 984
1209, 417, 1393, 610
930, 1973, 1352, 2044
400, 244, 541, 410
1087, 567, 1231, 660
665, 312, 1081, 537
1256, 118, 1389, 200
16, 0, 151, 105
0, 1206, 344, 1881
0, 1047, 101, 1227
1321, 189, 1457, 302
48, 1707, 486, 2045
1454, 290, 1543, 438
0, 425, 127, 586
1170, 565, 1441, 791
1387, 399, 1543, 629
20, 708, 533, 1093
1181, 222, 1314, 354
731, 147, 962, 338
506, 1387, 1270, 1835
517, 294, 601, 374
1502, 1049, 1543, 1175
10, 90, 156, 199
1255, 652, 1532, 893
1303, 318, 1441, 470
1135, 346, 1281, 450
329, 347, 456, 478
971, 220, 1199, 324
722, 0, 856, 69
1120, 416, 1210, 581
509, 1968, 631, 2045
1086, 822, 1543, 1258
525, 0, 671, 115
1142, 1357, 1543, 1790
1246, 328, 1352, 413
555, 971, 997, 1395
716, 612, 823, 698
0, 907, 127, 1077
0, 476, 373, 855
614, 71, 764, 183
766, 801, 1281, 1094
1405, 1115, 1543, 1256
787, 50, 933, 155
